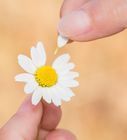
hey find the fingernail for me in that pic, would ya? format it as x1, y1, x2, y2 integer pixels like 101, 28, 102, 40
58, 10, 91, 37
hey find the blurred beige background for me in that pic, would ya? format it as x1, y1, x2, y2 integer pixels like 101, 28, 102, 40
0, 0, 127, 139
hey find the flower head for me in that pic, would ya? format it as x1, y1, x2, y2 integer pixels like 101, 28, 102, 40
15, 42, 79, 106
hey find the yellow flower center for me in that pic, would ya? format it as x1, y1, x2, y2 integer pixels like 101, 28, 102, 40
35, 66, 58, 87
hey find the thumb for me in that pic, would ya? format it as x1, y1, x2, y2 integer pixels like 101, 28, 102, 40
0, 96, 43, 140
58, 0, 127, 41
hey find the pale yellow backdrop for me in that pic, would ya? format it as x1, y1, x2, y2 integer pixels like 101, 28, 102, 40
0, 0, 127, 140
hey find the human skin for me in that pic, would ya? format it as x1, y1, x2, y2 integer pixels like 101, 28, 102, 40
58, 0, 127, 41
0, 0, 127, 139
0, 96, 76, 140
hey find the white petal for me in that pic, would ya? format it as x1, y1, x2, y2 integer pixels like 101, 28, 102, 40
55, 84, 73, 102
58, 79, 79, 88
52, 54, 70, 69
64, 87, 75, 97
43, 89, 52, 104
62, 63, 75, 70
50, 86, 61, 106
39, 88, 52, 104
52, 96, 61, 106
31, 47, 44, 67
66, 80, 79, 87
57, 35, 69, 48
36, 42, 46, 65
15, 73, 34, 83
32, 87, 43, 105
59, 72, 79, 82
55, 63, 75, 75
62, 72, 79, 78
18, 55, 36, 74
24, 81, 38, 94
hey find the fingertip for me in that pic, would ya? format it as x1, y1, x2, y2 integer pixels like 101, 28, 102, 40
58, 10, 91, 38
59, 0, 127, 42
40, 101, 62, 131
18, 95, 43, 115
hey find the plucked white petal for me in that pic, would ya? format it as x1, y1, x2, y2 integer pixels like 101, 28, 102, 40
57, 35, 69, 48
24, 81, 38, 94
18, 55, 36, 74
32, 87, 43, 105
15, 73, 34, 83
36, 42, 46, 65
52, 54, 70, 69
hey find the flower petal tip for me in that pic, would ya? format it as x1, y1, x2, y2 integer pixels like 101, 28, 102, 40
72, 93, 75, 97
76, 81, 80, 86
55, 104, 61, 107
32, 102, 37, 106
57, 35, 69, 48
76, 72, 80, 78
36, 41, 44, 48
32, 100, 38, 106
14, 76, 17, 81
64, 53, 71, 59
17, 55, 21, 61
18, 54, 24, 59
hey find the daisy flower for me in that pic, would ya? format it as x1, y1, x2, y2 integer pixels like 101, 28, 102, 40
15, 42, 79, 106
